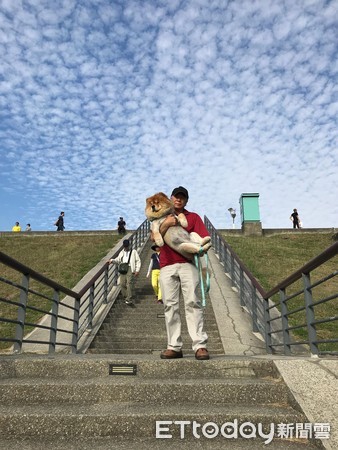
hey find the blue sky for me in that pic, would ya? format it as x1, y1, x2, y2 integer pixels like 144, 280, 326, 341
0, 0, 337, 232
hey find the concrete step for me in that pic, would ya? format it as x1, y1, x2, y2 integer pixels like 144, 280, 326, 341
0, 356, 280, 380
91, 328, 219, 341
89, 338, 223, 347
87, 348, 155, 354
87, 347, 226, 355
103, 308, 217, 317
0, 377, 290, 406
89, 335, 224, 353
0, 436, 321, 449
0, 403, 306, 439
97, 324, 220, 333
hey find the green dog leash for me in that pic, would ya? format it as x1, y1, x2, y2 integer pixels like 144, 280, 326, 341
194, 250, 210, 308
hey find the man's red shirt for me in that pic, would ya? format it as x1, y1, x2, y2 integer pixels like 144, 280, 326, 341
159, 209, 209, 268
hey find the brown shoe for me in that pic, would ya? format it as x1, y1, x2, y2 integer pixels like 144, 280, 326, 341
195, 348, 210, 360
160, 349, 183, 359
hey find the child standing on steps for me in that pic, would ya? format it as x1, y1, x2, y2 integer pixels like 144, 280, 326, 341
146, 244, 163, 304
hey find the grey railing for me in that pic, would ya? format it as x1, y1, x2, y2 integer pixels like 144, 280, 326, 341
0, 220, 150, 354
205, 216, 338, 356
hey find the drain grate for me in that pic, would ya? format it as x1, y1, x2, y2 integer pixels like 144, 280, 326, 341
109, 364, 137, 375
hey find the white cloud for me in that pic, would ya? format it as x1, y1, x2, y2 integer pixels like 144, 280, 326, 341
0, 0, 337, 232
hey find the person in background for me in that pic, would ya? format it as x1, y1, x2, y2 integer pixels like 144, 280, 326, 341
12, 222, 21, 232
156, 186, 210, 360
290, 208, 301, 229
108, 239, 141, 307
25, 224, 31, 232
117, 217, 126, 234
146, 244, 163, 304
55, 212, 65, 231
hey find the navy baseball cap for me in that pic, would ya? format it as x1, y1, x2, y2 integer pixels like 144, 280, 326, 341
171, 186, 189, 199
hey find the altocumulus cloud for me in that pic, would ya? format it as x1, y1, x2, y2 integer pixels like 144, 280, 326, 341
0, 0, 337, 231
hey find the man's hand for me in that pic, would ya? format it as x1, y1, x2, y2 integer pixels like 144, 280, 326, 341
164, 214, 177, 226
159, 214, 177, 235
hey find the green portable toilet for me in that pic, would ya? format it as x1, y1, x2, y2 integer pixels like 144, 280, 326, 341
239, 193, 262, 235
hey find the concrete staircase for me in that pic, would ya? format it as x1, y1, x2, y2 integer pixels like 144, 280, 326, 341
88, 241, 225, 356
0, 355, 321, 449
0, 243, 323, 449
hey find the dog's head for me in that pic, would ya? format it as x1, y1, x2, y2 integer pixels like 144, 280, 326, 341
145, 192, 174, 220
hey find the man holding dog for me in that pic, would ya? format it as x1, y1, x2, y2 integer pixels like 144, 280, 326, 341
157, 186, 210, 360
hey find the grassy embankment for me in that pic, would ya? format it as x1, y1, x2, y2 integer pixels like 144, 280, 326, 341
0, 234, 121, 350
0, 232, 336, 352
222, 232, 337, 353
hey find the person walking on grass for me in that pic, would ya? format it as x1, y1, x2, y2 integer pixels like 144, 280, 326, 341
290, 208, 301, 229
12, 222, 21, 232
55, 212, 65, 231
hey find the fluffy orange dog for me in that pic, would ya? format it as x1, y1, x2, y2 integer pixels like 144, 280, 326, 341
145, 192, 212, 260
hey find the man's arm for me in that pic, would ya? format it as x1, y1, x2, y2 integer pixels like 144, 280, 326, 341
134, 250, 141, 275
159, 214, 177, 236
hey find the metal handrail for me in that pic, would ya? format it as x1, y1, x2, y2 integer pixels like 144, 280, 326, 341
0, 219, 150, 354
205, 216, 338, 356
0, 252, 79, 298
264, 242, 338, 298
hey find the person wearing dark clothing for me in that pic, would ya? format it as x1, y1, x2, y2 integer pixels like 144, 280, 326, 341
290, 209, 300, 229
55, 212, 65, 231
117, 217, 126, 234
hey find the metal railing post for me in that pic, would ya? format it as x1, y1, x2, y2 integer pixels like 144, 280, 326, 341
239, 269, 245, 306
14, 273, 30, 353
71, 296, 80, 354
302, 272, 319, 355
263, 296, 273, 353
230, 253, 235, 285
280, 288, 291, 355
88, 285, 94, 329
251, 285, 259, 332
103, 268, 109, 304
49, 288, 59, 353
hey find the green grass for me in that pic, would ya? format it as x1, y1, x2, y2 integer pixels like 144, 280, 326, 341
222, 232, 338, 354
0, 234, 121, 350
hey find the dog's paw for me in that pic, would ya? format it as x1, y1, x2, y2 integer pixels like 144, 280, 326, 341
201, 236, 211, 245
177, 213, 188, 228
202, 241, 212, 252
179, 243, 202, 254
153, 231, 164, 247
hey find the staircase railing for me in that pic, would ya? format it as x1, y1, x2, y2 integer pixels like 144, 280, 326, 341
205, 216, 338, 356
0, 219, 150, 355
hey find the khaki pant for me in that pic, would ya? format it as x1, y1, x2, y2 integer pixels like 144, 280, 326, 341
120, 270, 135, 302
160, 262, 208, 352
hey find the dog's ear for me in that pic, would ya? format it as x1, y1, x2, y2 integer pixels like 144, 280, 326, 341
157, 192, 169, 199
146, 194, 156, 203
